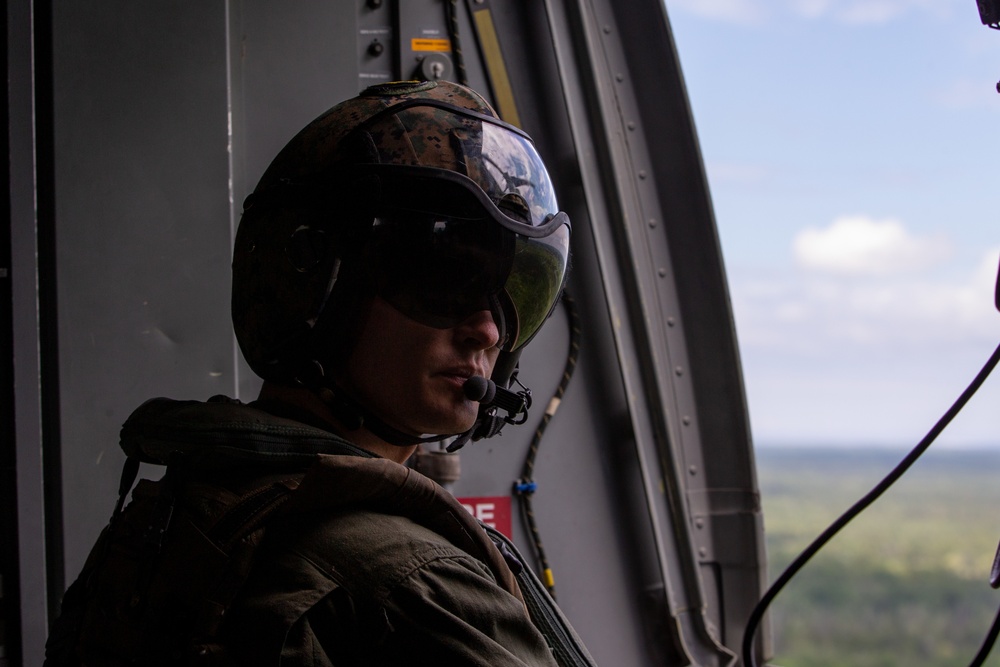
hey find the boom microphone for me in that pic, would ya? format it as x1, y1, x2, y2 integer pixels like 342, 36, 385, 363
463, 375, 496, 404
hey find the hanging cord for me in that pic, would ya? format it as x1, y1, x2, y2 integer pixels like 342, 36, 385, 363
514, 290, 581, 599
444, 0, 469, 86
743, 339, 1000, 667
970, 604, 1000, 667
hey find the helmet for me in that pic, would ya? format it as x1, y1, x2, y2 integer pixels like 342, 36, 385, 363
232, 80, 570, 436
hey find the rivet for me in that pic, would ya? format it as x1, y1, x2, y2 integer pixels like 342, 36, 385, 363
682, 415, 691, 426
627, 121, 636, 130
698, 546, 708, 558
648, 218, 657, 228
675, 366, 683, 376
689, 465, 697, 476
603, 25, 612, 34
616, 73, 624, 82
638, 170, 647, 179
666, 316, 675, 327
657, 268, 667, 277
695, 518, 705, 529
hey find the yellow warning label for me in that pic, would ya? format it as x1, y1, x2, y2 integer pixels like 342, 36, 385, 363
412, 38, 451, 52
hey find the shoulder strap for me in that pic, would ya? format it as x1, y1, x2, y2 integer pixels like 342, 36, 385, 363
206, 481, 295, 548
483, 524, 599, 667
47, 460, 298, 667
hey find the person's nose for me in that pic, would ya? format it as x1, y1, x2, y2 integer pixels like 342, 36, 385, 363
455, 309, 501, 350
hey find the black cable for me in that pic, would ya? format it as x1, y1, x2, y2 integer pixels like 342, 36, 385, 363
515, 291, 581, 599
444, 0, 468, 86
743, 339, 1000, 667
970, 602, 1000, 667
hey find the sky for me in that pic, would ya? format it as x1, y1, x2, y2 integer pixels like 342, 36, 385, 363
665, 0, 1000, 447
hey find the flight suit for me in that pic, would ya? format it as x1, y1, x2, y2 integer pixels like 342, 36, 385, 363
54, 397, 560, 666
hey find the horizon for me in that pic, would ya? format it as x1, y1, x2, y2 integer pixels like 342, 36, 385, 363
754, 439, 1000, 450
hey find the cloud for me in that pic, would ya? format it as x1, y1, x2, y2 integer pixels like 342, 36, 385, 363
830, 0, 919, 24
670, 0, 957, 24
731, 247, 1000, 352
793, 215, 952, 275
823, 0, 960, 22
787, 0, 833, 19
667, 0, 766, 24
732, 248, 1000, 445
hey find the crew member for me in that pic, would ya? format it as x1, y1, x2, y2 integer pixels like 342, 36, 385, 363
47, 80, 582, 666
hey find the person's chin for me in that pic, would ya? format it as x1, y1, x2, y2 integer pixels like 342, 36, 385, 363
420, 403, 478, 436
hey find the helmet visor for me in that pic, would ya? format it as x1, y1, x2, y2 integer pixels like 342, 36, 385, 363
502, 224, 570, 350
460, 121, 561, 230
368, 214, 569, 352
356, 101, 562, 234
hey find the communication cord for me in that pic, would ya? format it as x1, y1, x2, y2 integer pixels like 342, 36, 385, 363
444, 0, 468, 86
742, 339, 1000, 667
515, 291, 581, 599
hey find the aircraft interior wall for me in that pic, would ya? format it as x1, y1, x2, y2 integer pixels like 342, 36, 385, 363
5, 2, 766, 665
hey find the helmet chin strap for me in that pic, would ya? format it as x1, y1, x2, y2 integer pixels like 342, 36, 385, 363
309, 370, 531, 451
313, 381, 443, 448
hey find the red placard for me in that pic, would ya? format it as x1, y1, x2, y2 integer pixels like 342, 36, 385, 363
457, 495, 512, 539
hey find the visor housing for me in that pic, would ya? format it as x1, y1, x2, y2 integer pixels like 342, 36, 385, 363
350, 100, 571, 352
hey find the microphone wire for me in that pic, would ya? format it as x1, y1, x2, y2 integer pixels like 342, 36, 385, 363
743, 339, 1000, 667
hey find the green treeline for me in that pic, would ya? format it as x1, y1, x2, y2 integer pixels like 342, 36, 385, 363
758, 447, 1000, 667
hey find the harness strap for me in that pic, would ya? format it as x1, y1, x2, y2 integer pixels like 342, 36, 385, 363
483, 524, 598, 667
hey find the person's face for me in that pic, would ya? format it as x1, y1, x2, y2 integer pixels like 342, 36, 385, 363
338, 296, 501, 438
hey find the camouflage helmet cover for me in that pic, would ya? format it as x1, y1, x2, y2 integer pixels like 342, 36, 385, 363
253, 80, 502, 190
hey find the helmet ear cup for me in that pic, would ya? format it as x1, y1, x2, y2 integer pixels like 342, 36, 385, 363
285, 226, 328, 273
305, 254, 376, 381
233, 198, 367, 384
